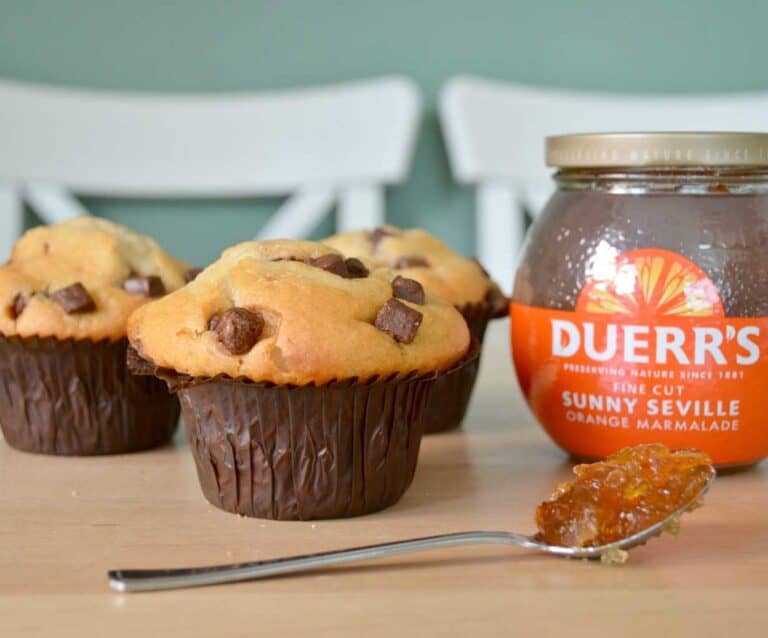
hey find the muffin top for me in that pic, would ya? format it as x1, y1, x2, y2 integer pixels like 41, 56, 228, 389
0, 216, 190, 341
324, 225, 504, 309
127, 239, 471, 385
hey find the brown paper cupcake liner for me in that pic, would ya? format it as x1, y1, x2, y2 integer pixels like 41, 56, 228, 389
422, 295, 509, 434
129, 342, 479, 520
460, 293, 509, 341
0, 335, 180, 456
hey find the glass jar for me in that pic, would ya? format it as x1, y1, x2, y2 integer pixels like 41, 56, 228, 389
511, 132, 768, 468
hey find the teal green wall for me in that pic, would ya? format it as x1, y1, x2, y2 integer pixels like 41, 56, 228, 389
2, 1, 767, 265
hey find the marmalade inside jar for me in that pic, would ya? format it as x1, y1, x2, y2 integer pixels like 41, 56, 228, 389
535, 444, 714, 547
515, 170, 768, 318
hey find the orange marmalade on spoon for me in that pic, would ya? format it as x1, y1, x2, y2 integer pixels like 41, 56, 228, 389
535, 444, 714, 548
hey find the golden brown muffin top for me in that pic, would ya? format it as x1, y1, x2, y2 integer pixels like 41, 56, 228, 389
0, 216, 189, 341
324, 225, 503, 309
127, 239, 470, 385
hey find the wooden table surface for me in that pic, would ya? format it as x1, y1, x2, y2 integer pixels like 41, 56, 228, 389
1, 322, 767, 637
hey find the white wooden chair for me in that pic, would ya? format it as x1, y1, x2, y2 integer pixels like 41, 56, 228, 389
439, 75, 768, 291
0, 76, 421, 260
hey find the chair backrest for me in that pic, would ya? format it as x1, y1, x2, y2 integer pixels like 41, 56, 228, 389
0, 76, 421, 259
439, 75, 768, 289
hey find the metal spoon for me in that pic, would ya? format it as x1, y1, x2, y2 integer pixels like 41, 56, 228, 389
108, 472, 714, 592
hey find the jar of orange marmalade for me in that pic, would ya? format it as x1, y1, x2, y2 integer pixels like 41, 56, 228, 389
512, 132, 768, 468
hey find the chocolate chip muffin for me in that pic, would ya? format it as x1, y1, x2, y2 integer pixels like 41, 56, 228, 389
325, 226, 508, 433
127, 239, 474, 519
0, 217, 189, 455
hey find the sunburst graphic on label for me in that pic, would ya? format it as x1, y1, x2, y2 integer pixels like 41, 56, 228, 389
576, 248, 724, 318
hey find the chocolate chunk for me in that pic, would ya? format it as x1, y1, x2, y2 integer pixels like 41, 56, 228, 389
393, 256, 429, 269
213, 308, 264, 355
374, 298, 423, 344
391, 276, 425, 305
184, 268, 203, 283
307, 254, 369, 279
126, 345, 157, 376
370, 227, 397, 247
308, 254, 349, 277
51, 283, 96, 314
344, 257, 369, 279
8, 293, 26, 319
123, 275, 166, 298
471, 257, 490, 279
485, 287, 510, 317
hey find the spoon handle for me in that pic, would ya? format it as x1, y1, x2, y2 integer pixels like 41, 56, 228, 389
109, 530, 536, 592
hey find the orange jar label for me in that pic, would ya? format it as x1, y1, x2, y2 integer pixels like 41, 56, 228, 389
511, 248, 768, 466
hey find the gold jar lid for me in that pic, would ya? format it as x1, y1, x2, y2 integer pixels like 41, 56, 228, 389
546, 132, 768, 168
